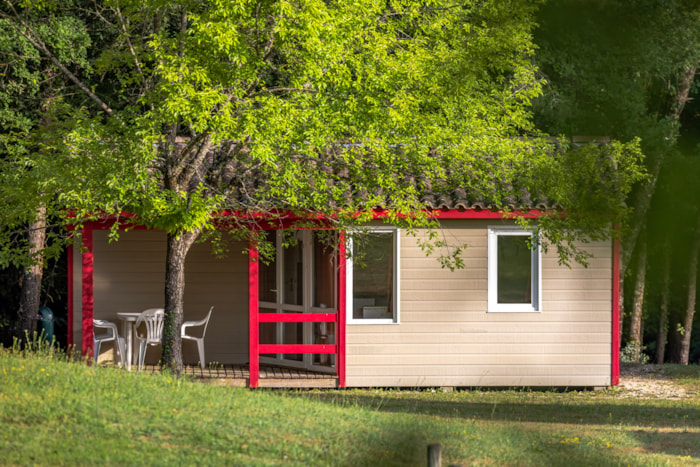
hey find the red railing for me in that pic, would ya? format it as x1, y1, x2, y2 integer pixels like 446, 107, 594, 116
249, 240, 346, 388
257, 313, 338, 355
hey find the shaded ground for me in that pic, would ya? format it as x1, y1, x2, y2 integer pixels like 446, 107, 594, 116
618, 364, 696, 399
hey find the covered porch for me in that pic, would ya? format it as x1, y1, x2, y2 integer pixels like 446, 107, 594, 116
70, 222, 346, 388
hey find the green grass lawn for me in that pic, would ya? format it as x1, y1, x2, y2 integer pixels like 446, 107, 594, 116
1, 348, 699, 466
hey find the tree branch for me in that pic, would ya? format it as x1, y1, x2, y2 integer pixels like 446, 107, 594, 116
178, 134, 212, 188
671, 65, 696, 120
250, 86, 318, 98
1, 1, 114, 115
115, 5, 147, 89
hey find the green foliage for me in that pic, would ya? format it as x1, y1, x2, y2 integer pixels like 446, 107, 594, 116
0, 1, 98, 270
620, 342, 651, 364
42, 0, 644, 258
534, 1, 700, 362
534, 0, 700, 140
529, 139, 647, 266
0, 0, 650, 361
1, 0, 648, 262
63, 1, 549, 221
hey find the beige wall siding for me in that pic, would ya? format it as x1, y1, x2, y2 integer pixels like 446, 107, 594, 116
87, 229, 249, 365
80, 220, 613, 387
346, 220, 613, 387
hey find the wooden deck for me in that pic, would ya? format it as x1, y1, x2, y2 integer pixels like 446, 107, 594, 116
140, 364, 338, 388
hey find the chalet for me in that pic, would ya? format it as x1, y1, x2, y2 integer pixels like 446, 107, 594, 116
71, 193, 619, 388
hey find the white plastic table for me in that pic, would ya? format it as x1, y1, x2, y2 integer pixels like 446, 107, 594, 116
116, 312, 141, 371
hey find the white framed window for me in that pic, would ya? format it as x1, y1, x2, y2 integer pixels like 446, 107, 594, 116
346, 228, 400, 324
488, 226, 541, 313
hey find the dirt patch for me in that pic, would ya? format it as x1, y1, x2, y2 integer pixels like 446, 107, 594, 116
618, 364, 689, 399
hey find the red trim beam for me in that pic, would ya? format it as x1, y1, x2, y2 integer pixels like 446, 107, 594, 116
257, 313, 336, 323
259, 344, 337, 354
427, 209, 543, 219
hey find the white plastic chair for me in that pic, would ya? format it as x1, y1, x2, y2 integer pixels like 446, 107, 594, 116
181, 306, 213, 369
135, 308, 165, 370
93, 319, 125, 367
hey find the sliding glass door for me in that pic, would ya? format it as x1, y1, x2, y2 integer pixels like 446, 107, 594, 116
259, 230, 337, 372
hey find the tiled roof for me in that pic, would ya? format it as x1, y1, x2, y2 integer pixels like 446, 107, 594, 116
421, 187, 554, 211
176, 139, 562, 213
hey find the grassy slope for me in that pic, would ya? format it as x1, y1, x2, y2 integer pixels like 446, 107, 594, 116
1, 351, 699, 466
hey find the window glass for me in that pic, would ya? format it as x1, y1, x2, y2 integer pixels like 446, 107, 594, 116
348, 229, 399, 322
497, 235, 532, 304
488, 227, 540, 313
258, 231, 278, 303
282, 235, 304, 306
313, 233, 336, 309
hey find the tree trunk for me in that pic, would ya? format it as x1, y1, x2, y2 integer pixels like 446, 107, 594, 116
18, 205, 47, 340
161, 228, 201, 375
670, 66, 696, 121
622, 66, 696, 274
628, 228, 647, 362
655, 243, 671, 364
680, 224, 700, 365
619, 66, 697, 354
619, 273, 625, 351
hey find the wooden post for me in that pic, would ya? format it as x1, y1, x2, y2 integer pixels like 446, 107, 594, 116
81, 226, 94, 358
337, 235, 347, 388
427, 444, 441, 467
612, 236, 620, 385
248, 237, 260, 388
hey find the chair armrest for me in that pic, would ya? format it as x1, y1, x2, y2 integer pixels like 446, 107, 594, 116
181, 318, 206, 333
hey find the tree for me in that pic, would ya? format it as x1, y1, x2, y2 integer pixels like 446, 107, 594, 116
646, 152, 700, 364
0, 4, 94, 341
534, 0, 700, 362
3, 0, 644, 372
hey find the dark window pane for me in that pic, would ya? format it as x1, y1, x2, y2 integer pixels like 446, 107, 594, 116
259, 231, 278, 303
283, 237, 303, 306
352, 232, 394, 319
497, 235, 532, 304
313, 233, 336, 309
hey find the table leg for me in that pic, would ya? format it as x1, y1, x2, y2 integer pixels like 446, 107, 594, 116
121, 320, 133, 371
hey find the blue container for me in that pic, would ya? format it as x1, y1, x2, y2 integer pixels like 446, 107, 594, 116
38, 306, 54, 344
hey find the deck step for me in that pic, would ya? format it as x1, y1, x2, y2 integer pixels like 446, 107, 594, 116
140, 364, 337, 388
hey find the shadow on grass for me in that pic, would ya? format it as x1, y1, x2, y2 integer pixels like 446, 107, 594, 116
286, 391, 700, 464
293, 394, 695, 467
629, 430, 699, 458
296, 391, 700, 429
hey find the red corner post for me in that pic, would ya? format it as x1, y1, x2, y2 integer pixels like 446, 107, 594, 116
612, 237, 621, 386
248, 238, 260, 388
337, 234, 347, 388
81, 227, 94, 358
